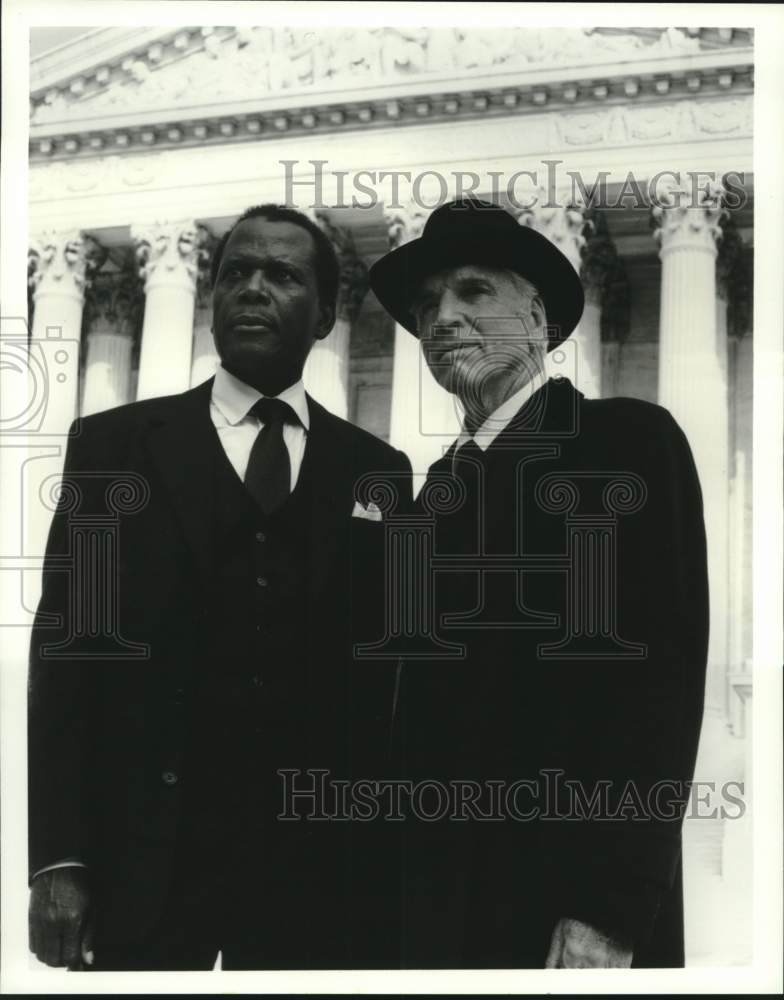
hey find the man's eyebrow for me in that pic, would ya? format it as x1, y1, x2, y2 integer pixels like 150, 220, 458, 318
457, 272, 494, 284
221, 252, 305, 271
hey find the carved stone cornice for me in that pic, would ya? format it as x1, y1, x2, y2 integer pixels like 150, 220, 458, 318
131, 220, 205, 291
28, 230, 107, 300
651, 180, 726, 256
29, 25, 754, 162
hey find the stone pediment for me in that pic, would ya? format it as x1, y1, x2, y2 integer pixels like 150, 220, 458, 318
31, 25, 750, 127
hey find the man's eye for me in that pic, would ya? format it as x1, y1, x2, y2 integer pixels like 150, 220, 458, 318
271, 266, 296, 282
414, 300, 436, 320
222, 266, 243, 280
461, 282, 489, 297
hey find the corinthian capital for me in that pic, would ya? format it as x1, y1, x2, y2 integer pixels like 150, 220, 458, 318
83, 248, 144, 335
28, 230, 107, 300
515, 195, 587, 272
716, 213, 744, 303
194, 224, 218, 307
382, 201, 429, 248
580, 210, 622, 306
131, 220, 205, 291
315, 213, 368, 324
651, 180, 726, 256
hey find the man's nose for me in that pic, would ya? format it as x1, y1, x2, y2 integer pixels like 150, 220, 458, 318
239, 269, 271, 300
432, 290, 466, 335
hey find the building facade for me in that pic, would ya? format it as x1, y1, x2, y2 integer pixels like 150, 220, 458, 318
27, 24, 754, 964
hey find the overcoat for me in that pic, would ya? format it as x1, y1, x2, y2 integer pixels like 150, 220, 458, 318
28, 377, 412, 968
397, 376, 709, 968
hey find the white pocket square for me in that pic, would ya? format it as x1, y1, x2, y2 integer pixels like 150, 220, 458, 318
351, 500, 383, 522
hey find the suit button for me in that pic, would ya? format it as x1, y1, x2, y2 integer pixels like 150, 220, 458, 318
256, 576, 268, 587
255, 531, 266, 543
161, 770, 178, 786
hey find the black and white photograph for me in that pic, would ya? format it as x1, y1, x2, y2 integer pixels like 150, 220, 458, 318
1, 1, 781, 993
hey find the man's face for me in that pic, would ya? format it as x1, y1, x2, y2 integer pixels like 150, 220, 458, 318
212, 217, 334, 393
411, 264, 546, 414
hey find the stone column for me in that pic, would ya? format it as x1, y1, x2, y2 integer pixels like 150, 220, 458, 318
716, 217, 746, 691
652, 183, 729, 726
81, 254, 142, 416
28, 230, 105, 433
720, 227, 753, 957
190, 225, 219, 387
303, 217, 366, 419
132, 221, 204, 400
384, 203, 461, 480
517, 198, 598, 396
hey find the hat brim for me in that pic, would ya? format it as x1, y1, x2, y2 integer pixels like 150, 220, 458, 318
369, 224, 584, 351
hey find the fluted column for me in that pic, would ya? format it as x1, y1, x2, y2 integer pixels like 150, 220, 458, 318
652, 183, 729, 723
303, 217, 365, 418
132, 221, 204, 400
190, 225, 219, 387
190, 308, 217, 387
28, 230, 105, 432
384, 203, 461, 479
81, 255, 142, 416
716, 217, 746, 695
517, 199, 599, 397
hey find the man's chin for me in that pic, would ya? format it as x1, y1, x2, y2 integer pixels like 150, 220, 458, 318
219, 351, 299, 392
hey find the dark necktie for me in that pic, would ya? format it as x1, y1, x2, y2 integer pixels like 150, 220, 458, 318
244, 397, 298, 514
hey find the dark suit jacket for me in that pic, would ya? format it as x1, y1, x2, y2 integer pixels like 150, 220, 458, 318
28, 378, 412, 965
398, 376, 709, 968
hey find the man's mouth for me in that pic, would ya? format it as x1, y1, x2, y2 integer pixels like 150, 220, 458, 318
232, 314, 274, 331
430, 341, 480, 362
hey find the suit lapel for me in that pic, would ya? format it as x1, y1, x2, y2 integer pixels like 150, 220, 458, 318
496, 375, 581, 442
143, 379, 217, 588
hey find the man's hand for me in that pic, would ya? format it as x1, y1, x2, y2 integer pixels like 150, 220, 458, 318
29, 868, 94, 970
545, 916, 633, 969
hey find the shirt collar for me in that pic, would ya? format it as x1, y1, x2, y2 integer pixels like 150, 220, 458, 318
211, 364, 310, 430
455, 369, 546, 453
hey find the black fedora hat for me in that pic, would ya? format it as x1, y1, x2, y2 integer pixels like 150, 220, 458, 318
369, 197, 584, 351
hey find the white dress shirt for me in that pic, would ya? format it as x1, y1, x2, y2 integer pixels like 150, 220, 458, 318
454, 370, 546, 457
210, 364, 310, 489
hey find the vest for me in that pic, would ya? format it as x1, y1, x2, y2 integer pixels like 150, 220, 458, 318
178, 428, 317, 855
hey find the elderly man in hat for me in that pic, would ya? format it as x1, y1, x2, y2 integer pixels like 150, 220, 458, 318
369, 198, 709, 969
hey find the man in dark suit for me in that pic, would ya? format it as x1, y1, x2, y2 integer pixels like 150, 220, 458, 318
28, 204, 412, 970
369, 198, 709, 969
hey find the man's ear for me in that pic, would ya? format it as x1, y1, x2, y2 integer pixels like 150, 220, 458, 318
528, 294, 548, 338
315, 302, 336, 341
